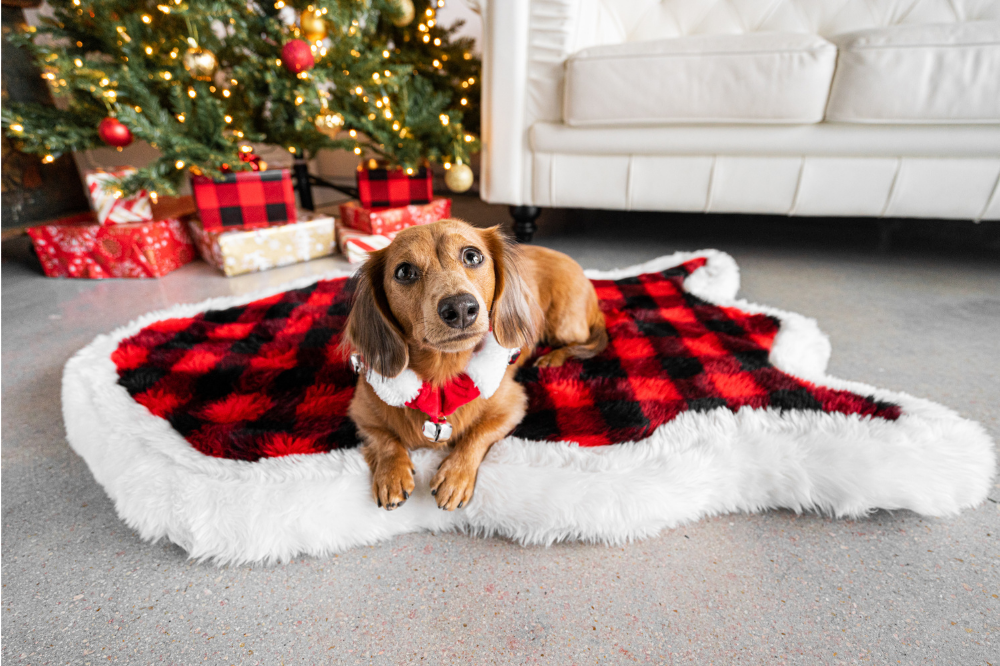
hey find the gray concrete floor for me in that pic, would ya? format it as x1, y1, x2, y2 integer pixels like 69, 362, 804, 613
3, 199, 999, 665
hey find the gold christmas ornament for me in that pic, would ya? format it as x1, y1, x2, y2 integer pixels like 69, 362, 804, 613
182, 47, 217, 81
300, 10, 328, 42
390, 0, 415, 27
444, 162, 473, 193
314, 112, 345, 137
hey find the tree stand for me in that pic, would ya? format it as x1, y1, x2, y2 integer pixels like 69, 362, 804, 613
510, 205, 541, 243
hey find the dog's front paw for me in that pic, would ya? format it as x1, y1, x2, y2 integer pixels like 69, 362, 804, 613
371, 455, 415, 511
429, 455, 478, 511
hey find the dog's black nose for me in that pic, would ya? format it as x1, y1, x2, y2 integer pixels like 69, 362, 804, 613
438, 293, 479, 329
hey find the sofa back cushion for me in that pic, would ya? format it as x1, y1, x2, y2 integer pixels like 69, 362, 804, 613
564, 32, 836, 126
602, 0, 1000, 43
825, 21, 1000, 124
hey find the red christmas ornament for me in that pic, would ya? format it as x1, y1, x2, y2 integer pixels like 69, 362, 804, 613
98, 117, 133, 148
281, 39, 314, 74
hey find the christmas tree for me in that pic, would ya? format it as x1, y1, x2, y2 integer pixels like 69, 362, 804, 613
1, 0, 480, 199
380, 0, 479, 136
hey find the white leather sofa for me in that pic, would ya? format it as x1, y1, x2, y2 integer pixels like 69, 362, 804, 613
474, 0, 1000, 240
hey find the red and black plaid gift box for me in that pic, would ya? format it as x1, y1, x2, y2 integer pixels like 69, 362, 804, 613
356, 165, 432, 210
191, 169, 296, 231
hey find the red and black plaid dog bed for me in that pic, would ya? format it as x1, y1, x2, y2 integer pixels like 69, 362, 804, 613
111, 258, 900, 461
63, 251, 995, 563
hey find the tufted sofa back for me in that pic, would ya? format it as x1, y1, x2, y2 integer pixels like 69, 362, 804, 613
521, 0, 1000, 126
607, 0, 1000, 42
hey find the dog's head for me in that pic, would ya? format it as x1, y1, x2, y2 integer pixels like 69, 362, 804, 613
344, 219, 541, 377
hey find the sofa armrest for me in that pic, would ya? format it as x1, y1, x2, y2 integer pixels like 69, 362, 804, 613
477, 0, 624, 205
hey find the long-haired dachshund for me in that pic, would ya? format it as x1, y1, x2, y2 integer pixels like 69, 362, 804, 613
344, 219, 606, 511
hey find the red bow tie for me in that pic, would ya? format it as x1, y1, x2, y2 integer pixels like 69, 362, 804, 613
406, 374, 482, 425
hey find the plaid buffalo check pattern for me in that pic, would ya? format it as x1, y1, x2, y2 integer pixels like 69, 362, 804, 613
112, 259, 901, 461
192, 169, 296, 231
356, 166, 433, 210
511, 258, 900, 445
113, 279, 360, 461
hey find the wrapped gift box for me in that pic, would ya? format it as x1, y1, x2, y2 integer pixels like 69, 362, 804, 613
189, 211, 336, 277
191, 168, 296, 231
336, 219, 395, 264
85, 167, 153, 226
356, 164, 433, 209
27, 213, 195, 279
339, 197, 451, 236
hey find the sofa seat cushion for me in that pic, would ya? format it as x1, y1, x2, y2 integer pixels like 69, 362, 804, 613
563, 32, 837, 126
530, 122, 1000, 158
826, 22, 1000, 124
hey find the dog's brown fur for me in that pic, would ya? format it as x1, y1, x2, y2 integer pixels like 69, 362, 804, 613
344, 219, 606, 511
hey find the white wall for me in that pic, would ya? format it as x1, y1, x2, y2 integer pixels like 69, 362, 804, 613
439, 0, 482, 51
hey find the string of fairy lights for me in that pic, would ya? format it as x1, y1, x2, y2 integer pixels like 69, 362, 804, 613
3, 0, 479, 197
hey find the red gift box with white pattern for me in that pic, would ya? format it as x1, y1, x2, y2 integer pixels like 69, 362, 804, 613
339, 197, 451, 236
27, 212, 196, 279
356, 165, 433, 210
191, 169, 296, 231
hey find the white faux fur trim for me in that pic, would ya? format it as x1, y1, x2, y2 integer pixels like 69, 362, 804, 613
365, 367, 423, 407
461, 334, 514, 400
61, 251, 997, 564
363, 333, 515, 407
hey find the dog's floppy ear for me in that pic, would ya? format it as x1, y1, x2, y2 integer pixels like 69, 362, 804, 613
481, 226, 542, 349
343, 249, 409, 377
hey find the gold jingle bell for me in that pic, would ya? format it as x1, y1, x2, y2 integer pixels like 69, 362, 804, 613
182, 47, 217, 81
300, 11, 328, 42
314, 112, 345, 138
390, 0, 415, 27
444, 161, 474, 193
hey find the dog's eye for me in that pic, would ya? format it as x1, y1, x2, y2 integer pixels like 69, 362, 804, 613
393, 263, 419, 283
462, 247, 483, 267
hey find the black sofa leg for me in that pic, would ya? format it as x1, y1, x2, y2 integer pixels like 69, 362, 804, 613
510, 205, 541, 243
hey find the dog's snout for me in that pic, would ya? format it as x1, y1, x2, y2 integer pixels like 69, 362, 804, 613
438, 293, 479, 329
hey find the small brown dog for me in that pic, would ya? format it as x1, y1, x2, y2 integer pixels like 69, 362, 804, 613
344, 219, 606, 511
